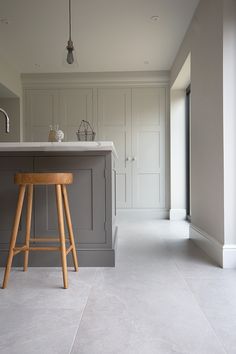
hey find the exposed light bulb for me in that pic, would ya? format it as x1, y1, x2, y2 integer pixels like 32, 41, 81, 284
64, 0, 78, 67
67, 49, 74, 64
66, 39, 74, 64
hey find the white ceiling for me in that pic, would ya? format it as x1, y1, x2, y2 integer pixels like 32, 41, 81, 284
0, 0, 199, 73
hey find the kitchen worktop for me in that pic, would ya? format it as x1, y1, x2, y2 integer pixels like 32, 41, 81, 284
0, 141, 118, 157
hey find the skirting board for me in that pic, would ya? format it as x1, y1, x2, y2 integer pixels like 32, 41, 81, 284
117, 209, 169, 222
190, 224, 236, 269
0, 227, 118, 267
0, 248, 115, 267
0, 246, 117, 267
170, 209, 187, 221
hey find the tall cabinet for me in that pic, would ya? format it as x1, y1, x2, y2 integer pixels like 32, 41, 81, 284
24, 89, 59, 141
24, 78, 168, 213
98, 87, 166, 209
59, 89, 93, 141
98, 88, 132, 208
132, 88, 166, 208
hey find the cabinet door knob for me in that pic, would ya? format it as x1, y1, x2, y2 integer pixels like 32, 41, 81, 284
132, 157, 137, 161
126, 157, 132, 162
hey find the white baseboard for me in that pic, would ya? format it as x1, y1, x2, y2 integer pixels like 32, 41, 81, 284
190, 224, 236, 268
117, 209, 169, 222
170, 209, 186, 221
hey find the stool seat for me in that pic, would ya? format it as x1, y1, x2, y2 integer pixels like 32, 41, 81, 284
2, 172, 78, 289
15, 173, 73, 185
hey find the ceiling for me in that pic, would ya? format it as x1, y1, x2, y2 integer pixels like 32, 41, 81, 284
0, 0, 199, 74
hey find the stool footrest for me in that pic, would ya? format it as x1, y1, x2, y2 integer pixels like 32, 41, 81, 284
13, 246, 28, 256
30, 238, 69, 243
29, 246, 61, 251
66, 245, 73, 255
13, 244, 75, 254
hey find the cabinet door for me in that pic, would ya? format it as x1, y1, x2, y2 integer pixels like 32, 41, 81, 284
132, 88, 166, 208
59, 89, 93, 141
24, 89, 58, 141
34, 156, 106, 247
98, 88, 132, 208
0, 157, 33, 246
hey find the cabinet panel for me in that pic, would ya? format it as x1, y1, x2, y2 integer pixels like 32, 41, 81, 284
132, 88, 166, 208
25, 89, 58, 142
136, 174, 161, 208
0, 157, 34, 245
98, 88, 132, 208
25, 88, 94, 143
134, 91, 161, 126
34, 156, 106, 246
137, 130, 161, 171
59, 89, 93, 141
100, 93, 126, 126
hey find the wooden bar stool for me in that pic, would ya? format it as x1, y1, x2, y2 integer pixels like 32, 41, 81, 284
2, 173, 79, 289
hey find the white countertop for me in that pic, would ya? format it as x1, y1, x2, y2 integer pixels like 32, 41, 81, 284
0, 141, 118, 157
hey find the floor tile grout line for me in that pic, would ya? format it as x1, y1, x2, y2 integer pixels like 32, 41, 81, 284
172, 260, 228, 354
68, 268, 99, 354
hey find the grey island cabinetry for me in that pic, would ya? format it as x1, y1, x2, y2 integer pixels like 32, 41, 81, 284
0, 142, 117, 267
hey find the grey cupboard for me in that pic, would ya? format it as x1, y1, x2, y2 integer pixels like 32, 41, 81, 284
0, 157, 33, 246
0, 150, 117, 267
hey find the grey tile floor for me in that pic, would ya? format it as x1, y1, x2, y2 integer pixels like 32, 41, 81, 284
0, 220, 236, 353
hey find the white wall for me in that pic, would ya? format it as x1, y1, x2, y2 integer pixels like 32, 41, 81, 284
171, 0, 236, 267
0, 56, 22, 140
0, 56, 21, 98
171, 0, 232, 266
172, 0, 224, 243
170, 54, 191, 221
170, 90, 187, 220
223, 0, 236, 245
0, 98, 20, 141
191, 0, 224, 245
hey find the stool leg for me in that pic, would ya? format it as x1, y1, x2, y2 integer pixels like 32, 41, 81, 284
24, 184, 33, 272
2, 185, 26, 289
62, 185, 78, 272
56, 184, 68, 289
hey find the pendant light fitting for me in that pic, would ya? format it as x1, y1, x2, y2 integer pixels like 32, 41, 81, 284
66, 0, 75, 64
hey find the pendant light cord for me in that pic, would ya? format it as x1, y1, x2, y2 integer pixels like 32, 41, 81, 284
69, 0, 72, 40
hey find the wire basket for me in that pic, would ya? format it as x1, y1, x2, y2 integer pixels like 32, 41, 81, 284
76, 120, 96, 141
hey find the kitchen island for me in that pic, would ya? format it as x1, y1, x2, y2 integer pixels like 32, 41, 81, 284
0, 142, 117, 267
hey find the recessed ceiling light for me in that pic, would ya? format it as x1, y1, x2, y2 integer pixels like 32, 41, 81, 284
150, 15, 159, 22
0, 18, 9, 25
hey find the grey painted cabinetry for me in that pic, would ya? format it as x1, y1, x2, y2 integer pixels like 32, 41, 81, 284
0, 157, 33, 246
0, 151, 117, 267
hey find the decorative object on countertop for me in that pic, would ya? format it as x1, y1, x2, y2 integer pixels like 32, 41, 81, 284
55, 125, 65, 142
48, 125, 56, 142
76, 120, 96, 141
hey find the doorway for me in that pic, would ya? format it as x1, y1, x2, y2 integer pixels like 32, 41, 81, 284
170, 53, 191, 221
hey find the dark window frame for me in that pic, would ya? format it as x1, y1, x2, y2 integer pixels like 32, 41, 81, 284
186, 85, 191, 217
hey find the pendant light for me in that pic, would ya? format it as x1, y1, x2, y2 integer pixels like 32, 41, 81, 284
66, 0, 75, 64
